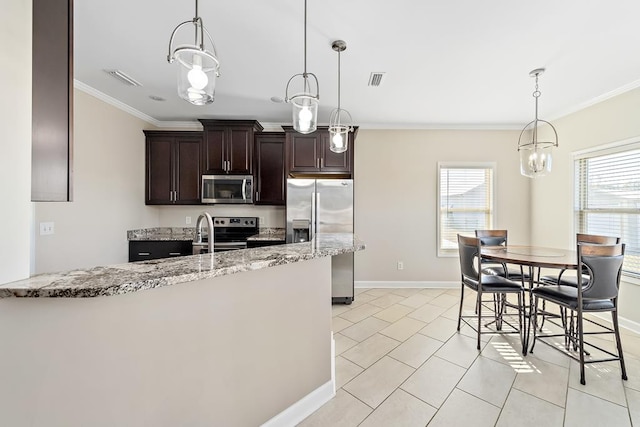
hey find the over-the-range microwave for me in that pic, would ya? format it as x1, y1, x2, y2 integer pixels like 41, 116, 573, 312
201, 175, 253, 204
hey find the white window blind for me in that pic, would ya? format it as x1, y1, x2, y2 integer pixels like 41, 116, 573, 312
575, 147, 640, 277
438, 164, 494, 256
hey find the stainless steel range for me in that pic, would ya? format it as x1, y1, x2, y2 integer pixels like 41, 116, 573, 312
211, 216, 258, 252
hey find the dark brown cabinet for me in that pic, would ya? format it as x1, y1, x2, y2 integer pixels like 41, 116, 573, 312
199, 120, 263, 175
284, 126, 356, 176
144, 131, 202, 205
129, 240, 193, 262
254, 132, 286, 205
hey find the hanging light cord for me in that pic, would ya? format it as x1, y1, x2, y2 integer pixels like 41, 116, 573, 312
336, 48, 341, 110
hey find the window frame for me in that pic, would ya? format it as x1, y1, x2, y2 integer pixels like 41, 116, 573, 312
573, 137, 640, 282
437, 161, 497, 257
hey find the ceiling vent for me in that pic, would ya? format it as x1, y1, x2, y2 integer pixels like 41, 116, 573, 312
368, 72, 386, 87
104, 69, 142, 87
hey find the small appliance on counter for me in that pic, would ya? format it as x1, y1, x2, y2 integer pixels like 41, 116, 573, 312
286, 179, 354, 304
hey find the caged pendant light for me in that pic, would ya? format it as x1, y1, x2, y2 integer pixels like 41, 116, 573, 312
167, 0, 220, 105
517, 68, 558, 178
284, 0, 319, 134
328, 40, 353, 153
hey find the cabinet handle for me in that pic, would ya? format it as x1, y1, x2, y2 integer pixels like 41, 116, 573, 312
256, 191, 260, 201
138, 252, 151, 256
168, 252, 181, 256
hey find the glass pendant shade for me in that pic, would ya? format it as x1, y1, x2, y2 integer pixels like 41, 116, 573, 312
174, 48, 218, 105
328, 107, 352, 153
519, 138, 554, 177
289, 89, 319, 134
167, 0, 220, 106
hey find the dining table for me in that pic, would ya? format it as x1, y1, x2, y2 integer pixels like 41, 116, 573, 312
480, 245, 578, 355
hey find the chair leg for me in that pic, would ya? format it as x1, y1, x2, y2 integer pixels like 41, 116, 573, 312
612, 309, 628, 381
530, 296, 539, 353
577, 308, 586, 385
477, 290, 482, 350
457, 283, 465, 332
517, 291, 524, 353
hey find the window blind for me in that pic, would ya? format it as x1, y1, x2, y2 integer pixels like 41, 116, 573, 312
438, 165, 494, 255
575, 148, 640, 277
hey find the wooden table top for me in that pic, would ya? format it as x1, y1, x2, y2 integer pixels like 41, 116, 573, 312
481, 245, 577, 270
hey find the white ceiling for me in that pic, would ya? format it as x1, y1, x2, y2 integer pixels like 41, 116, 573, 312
75, 0, 640, 129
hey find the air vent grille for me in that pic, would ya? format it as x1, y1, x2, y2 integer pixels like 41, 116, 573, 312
368, 72, 386, 87
104, 69, 143, 87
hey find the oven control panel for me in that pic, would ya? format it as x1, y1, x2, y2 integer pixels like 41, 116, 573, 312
213, 217, 258, 228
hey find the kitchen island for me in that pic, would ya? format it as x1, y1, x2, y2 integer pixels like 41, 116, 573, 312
0, 234, 364, 426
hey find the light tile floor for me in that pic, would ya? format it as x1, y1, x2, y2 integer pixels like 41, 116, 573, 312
298, 287, 640, 427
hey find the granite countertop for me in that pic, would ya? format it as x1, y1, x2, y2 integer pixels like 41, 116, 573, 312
246, 228, 286, 242
0, 234, 364, 298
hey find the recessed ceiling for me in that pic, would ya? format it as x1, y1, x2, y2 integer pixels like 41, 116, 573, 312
74, 0, 640, 128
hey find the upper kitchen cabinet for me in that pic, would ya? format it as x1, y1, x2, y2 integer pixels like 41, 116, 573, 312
32, 0, 73, 201
144, 131, 202, 205
284, 126, 357, 177
199, 120, 264, 175
254, 132, 286, 205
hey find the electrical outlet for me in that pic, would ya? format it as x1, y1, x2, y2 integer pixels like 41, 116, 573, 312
185, 216, 192, 225
397, 261, 404, 270
259, 216, 265, 225
39, 222, 55, 235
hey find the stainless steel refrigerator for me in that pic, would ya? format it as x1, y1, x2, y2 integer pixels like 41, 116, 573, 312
286, 179, 354, 304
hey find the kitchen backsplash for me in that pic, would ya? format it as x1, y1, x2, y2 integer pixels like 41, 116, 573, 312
154, 205, 285, 228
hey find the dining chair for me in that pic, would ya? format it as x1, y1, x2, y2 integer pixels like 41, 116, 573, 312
474, 230, 530, 281
539, 233, 621, 287
531, 242, 627, 385
457, 234, 525, 351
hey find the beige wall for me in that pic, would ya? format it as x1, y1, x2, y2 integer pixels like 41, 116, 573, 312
34, 90, 160, 274
0, 0, 32, 283
530, 87, 640, 324
353, 129, 531, 283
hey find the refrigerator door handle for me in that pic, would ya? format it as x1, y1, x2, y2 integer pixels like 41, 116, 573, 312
311, 192, 316, 239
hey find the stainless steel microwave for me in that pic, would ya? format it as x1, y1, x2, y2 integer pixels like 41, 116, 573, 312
201, 175, 253, 204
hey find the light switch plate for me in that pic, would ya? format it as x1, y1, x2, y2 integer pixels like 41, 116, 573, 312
39, 222, 55, 235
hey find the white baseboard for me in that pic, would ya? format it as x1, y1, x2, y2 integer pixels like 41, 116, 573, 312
355, 280, 458, 289
591, 312, 640, 335
261, 337, 336, 427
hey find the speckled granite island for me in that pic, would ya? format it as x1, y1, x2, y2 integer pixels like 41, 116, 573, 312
0, 234, 364, 427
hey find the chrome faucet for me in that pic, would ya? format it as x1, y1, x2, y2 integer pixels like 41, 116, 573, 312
193, 212, 214, 254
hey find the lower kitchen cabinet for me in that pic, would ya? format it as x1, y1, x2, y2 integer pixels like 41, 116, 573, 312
247, 240, 285, 249
129, 240, 193, 262
145, 131, 202, 205
254, 132, 286, 205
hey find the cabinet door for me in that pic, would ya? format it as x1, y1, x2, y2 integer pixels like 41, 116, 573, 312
203, 128, 226, 174
321, 132, 352, 173
255, 133, 285, 205
227, 128, 253, 174
146, 137, 174, 204
288, 133, 321, 173
175, 137, 202, 204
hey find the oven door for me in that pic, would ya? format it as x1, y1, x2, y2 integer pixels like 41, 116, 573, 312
213, 242, 248, 252
202, 175, 253, 204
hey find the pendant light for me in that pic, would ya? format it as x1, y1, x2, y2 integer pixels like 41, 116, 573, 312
328, 40, 354, 153
167, 0, 220, 105
284, 0, 319, 134
517, 68, 558, 178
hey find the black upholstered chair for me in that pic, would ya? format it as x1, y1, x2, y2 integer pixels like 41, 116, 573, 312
539, 233, 621, 287
457, 235, 525, 351
475, 230, 530, 281
531, 242, 627, 385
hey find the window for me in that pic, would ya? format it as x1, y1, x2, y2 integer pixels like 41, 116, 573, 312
437, 163, 495, 256
575, 143, 640, 278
